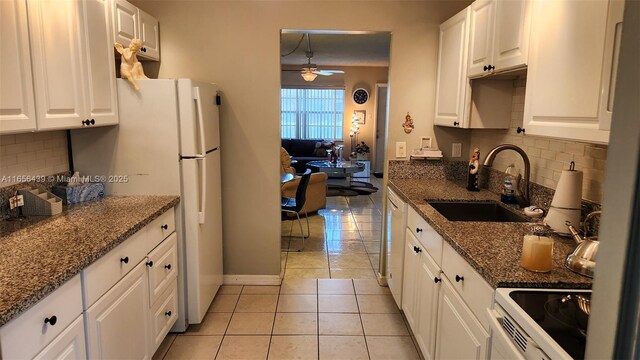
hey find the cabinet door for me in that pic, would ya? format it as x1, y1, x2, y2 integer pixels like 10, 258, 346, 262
401, 230, 420, 328
138, 8, 160, 61
386, 192, 406, 308
86, 260, 150, 360
414, 252, 441, 360
33, 316, 86, 360
81, 0, 119, 126
493, 0, 530, 72
523, 0, 611, 144
112, 0, 138, 46
434, 7, 471, 128
0, 0, 36, 134
598, 0, 625, 131
467, 0, 495, 78
28, 0, 86, 130
435, 278, 489, 360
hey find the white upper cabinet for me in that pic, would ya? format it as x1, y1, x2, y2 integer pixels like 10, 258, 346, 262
27, 0, 87, 130
138, 9, 160, 60
468, 0, 530, 78
0, 0, 36, 134
434, 7, 471, 128
523, 0, 623, 144
1, 0, 118, 134
112, 0, 160, 61
82, 0, 119, 126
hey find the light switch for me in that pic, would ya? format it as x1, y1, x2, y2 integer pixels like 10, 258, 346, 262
396, 142, 406, 158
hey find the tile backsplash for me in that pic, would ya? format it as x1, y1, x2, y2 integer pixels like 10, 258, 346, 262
469, 78, 607, 203
0, 131, 69, 188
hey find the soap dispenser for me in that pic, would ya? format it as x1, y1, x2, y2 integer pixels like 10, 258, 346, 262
501, 164, 520, 204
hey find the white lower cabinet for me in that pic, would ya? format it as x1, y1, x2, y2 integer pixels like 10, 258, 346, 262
435, 278, 489, 359
401, 216, 493, 360
86, 260, 150, 359
33, 316, 86, 360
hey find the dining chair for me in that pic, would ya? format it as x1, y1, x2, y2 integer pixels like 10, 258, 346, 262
281, 169, 311, 251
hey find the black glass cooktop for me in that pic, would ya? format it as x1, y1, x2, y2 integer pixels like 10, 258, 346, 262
510, 291, 591, 359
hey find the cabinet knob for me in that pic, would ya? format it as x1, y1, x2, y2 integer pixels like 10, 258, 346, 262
141, 47, 147, 52
434, 277, 441, 284
413, 246, 422, 254
488, 65, 495, 71
416, 228, 422, 233
90, 119, 95, 125
453, 121, 459, 127
161, 224, 169, 230
120, 256, 129, 264
455, 275, 464, 282
165, 264, 172, 270
44, 315, 57, 326
165, 311, 172, 317
517, 127, 526, 134
82, 119, 88, 126
146, 260, 154, 267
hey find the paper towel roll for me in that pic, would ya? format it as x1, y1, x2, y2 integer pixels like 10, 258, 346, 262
544, 206, 581, 235
551, 169, 583, 209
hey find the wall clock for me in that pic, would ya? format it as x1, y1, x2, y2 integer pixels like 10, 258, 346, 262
352, 88, 369, 105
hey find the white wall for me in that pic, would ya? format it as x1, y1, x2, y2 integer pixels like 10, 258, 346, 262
133, 0, 469, 276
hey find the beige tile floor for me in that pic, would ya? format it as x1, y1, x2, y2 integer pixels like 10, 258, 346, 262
155, 177, 423, 359
281, 176, 384, 280
154, 279, 421, 360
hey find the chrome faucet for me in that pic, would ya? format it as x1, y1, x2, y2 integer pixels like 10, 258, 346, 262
483, 144, 531, 208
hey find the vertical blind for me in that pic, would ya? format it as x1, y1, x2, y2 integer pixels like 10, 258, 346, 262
281, 88, 345, 140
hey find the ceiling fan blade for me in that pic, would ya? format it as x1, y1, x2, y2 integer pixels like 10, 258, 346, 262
313, 70, 345, 76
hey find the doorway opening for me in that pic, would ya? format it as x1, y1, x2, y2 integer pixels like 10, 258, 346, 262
279, 30, 391, 279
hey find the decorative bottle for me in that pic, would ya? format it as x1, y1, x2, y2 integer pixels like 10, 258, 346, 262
467, 148, 480, 191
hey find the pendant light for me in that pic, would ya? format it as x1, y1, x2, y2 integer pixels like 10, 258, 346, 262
301, 70, 317, 81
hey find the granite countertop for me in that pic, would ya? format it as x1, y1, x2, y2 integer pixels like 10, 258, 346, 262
388, 178, 592, 290
0, 195, 180, 327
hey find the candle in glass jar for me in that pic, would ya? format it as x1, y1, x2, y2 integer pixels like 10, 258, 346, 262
520, 235, 554, 272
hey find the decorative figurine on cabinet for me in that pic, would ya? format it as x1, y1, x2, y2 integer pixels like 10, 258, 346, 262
115, 39, 148, 91
467, 148, 480, 191
403, 112, 414, 134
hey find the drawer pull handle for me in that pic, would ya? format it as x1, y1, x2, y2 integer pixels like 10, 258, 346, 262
161, 224, 169, 230
120, 256, 129, 264
455, 275, 464, 282
165, 311, 172, 317
165, 264, 172, 270
44, 316, 57, 326
416, 228, 423, 233
434, 277, 441, 284
146, 261, 154, 267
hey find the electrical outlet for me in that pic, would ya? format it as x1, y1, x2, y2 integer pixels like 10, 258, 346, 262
452, 143, 462, 157
396, 142, 406, 158
9, 195, 24, 210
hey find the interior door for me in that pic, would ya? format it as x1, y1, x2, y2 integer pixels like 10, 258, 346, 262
374, 84, 388, 174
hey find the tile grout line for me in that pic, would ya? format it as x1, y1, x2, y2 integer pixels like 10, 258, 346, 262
353, 279, 373, 360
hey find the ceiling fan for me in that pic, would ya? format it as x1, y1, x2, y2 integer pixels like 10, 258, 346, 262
282, 34, 344, 82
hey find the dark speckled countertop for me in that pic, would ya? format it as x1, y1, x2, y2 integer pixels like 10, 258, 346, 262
0, 195, 179, 327
388, 179, 591, 290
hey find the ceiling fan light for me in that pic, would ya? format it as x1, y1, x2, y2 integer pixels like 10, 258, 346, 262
301, 70, 317, 82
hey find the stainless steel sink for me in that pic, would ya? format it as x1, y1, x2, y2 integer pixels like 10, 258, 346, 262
426, 201, 530, 222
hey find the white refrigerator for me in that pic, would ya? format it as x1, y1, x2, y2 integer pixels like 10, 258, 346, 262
70, 79, 223, 331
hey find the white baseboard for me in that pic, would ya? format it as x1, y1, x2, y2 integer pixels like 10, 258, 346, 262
223, 274, 282, 286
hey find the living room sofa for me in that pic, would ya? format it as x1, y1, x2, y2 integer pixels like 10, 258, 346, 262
281, 139, 330, 173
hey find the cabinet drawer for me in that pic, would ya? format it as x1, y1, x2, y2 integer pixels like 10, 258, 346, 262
441, 241, 494, 331
407, 207, 444, 266
83, 227, 149, 307
148, 232, 178, 305
147, 209, 175, 248
33, 315, 86, 360
0, 275, 82, 360
150, 278, 178, 354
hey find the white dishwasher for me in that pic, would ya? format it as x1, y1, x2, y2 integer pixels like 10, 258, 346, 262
386, 188, 407, 308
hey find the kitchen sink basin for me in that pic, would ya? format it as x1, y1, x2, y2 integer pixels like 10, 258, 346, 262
426, 201, 530, 222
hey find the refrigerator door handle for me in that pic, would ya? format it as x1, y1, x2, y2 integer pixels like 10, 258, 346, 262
193, 86, 206, 157
196, 156, 207, 224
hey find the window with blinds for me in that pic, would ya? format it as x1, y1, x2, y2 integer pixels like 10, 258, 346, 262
281, 88, 345, 140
